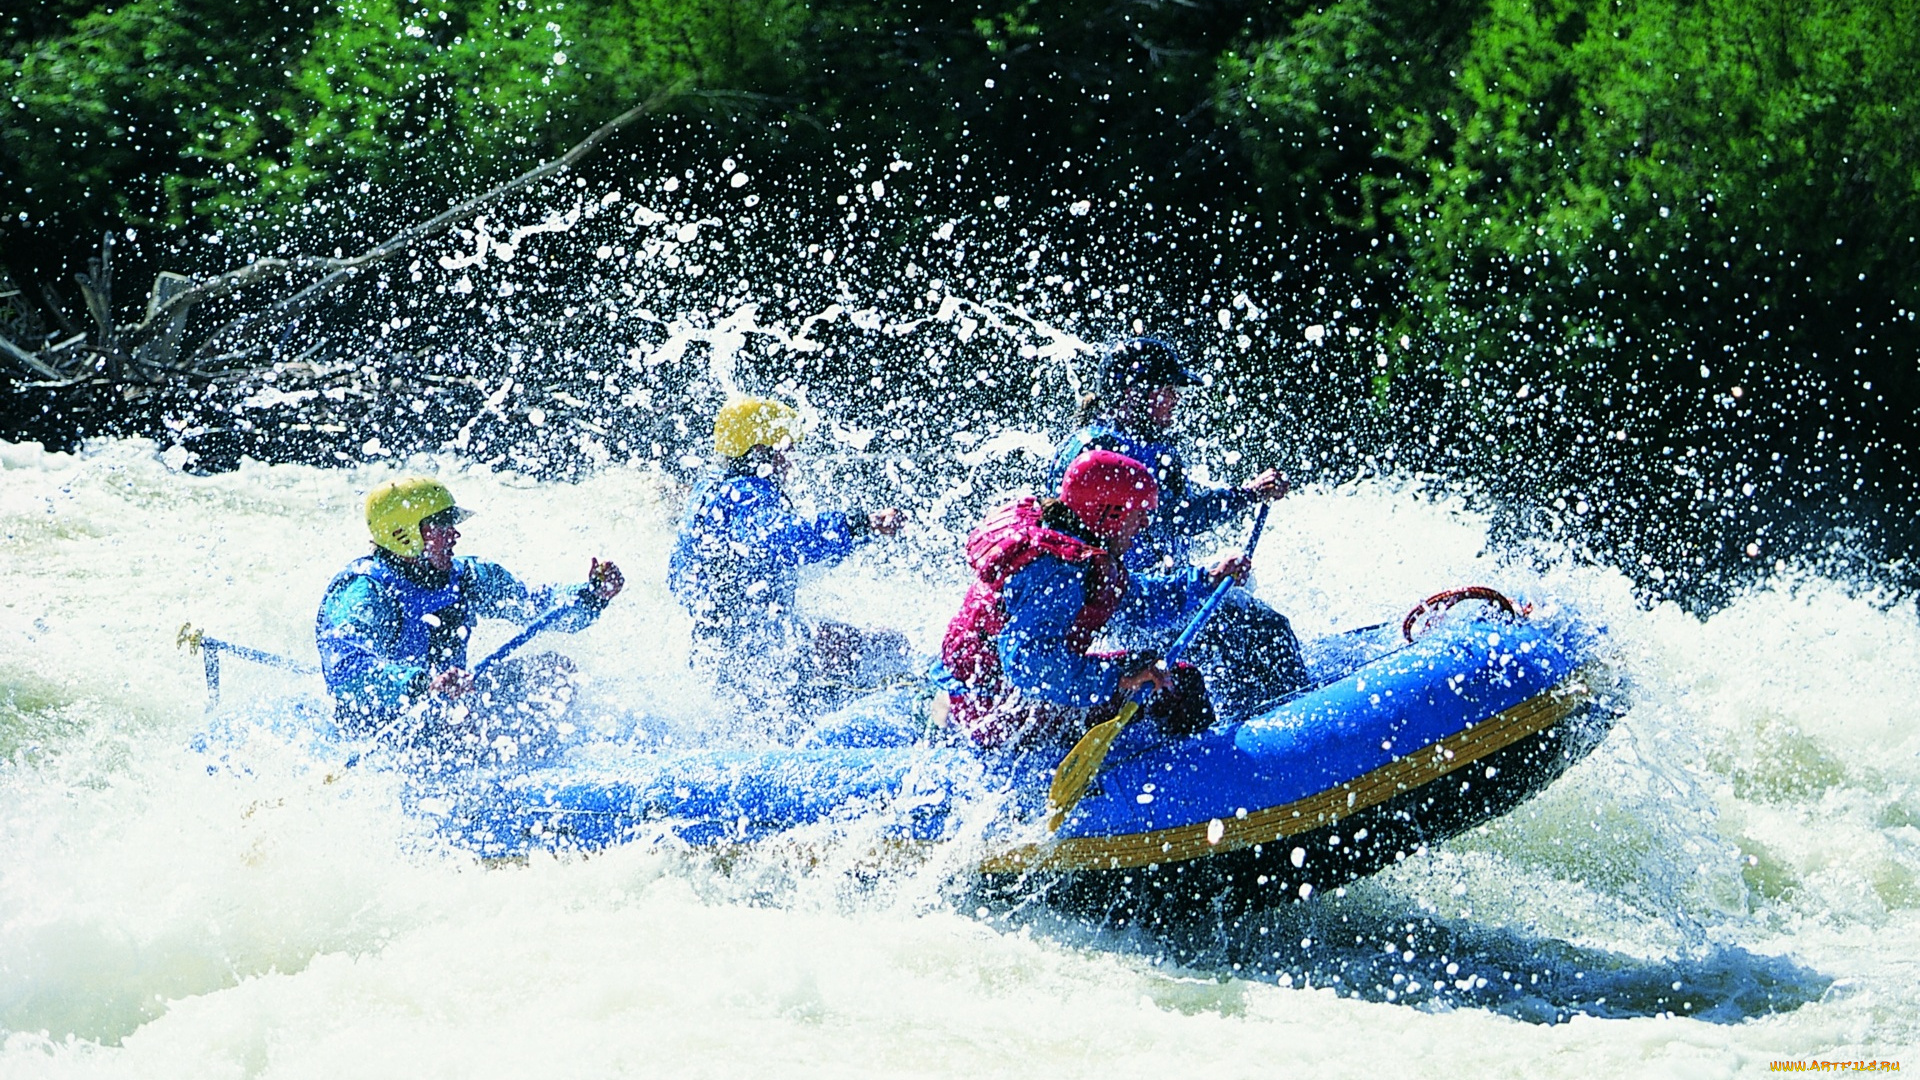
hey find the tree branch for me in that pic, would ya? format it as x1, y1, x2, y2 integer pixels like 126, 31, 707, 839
4, 84, 687, 387
184, 83, 688, 364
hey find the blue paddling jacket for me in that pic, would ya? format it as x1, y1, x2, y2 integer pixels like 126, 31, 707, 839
1051, 422, 1256, 573
667, 470, 869, 653
315, 552, 604, 726
996, 556, 1213, 707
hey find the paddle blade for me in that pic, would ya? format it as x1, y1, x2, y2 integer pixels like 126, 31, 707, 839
1046, 700, 1140, 832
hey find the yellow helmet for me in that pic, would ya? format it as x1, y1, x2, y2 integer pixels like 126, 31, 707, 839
713, 397, 803, 458
365, 477, 470, 557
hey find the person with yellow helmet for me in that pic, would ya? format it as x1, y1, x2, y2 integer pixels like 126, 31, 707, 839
315, 476, 624, 755
668, 397, 905, 715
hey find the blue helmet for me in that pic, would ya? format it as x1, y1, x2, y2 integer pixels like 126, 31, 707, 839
1099, 336, 1202, 396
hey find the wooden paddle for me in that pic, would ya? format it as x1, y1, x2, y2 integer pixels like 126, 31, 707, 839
1046, 504, 1270, 831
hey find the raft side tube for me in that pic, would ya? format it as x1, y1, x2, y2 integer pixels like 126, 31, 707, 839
983, 664, 1607, 876
1053, 618, 1585, 841
445, 746, 981, 857
981, 683, 1622, 917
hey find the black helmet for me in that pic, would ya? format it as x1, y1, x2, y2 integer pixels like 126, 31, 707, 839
1099, 336, 1201, 396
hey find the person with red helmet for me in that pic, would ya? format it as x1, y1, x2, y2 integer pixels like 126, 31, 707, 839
937, 449, 1249, 750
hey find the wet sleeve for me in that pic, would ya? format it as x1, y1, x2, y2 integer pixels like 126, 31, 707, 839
1171, 481, 1257, 536
735, 482, 863, 571
997, 559, 1128, 707
462, 559, 604, 633
1115, 565, 1214, 632
315, 575, 426, 715
1147, 441, 1254, 536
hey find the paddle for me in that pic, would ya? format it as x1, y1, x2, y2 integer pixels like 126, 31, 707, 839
1046, 504, 1270, 832
342, 602, 579, 769
178, 623, 322, 706
180, 597, 575, 708
471, 602, 577, 675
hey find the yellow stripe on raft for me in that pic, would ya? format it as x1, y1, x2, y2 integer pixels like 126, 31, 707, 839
979, 667, 1601, 876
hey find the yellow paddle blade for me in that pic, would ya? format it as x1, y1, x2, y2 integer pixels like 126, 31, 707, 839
1046, 700, 1141, 832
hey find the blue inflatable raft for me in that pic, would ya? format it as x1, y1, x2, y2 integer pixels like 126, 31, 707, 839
405, 593, 1621, 915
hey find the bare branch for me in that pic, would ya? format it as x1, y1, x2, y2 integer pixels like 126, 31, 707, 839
38, 283, 82, 339
0, 333, 67, 380
132, 272, 197, 370
74, 233, 114, 339
185, 84, 687, 363
122, 255, 356, 339
6, 86, 685, 388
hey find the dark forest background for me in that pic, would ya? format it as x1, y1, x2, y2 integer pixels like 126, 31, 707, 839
4, 0, 1917, 609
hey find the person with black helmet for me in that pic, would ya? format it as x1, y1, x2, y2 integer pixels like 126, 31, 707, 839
1050, 336, 1306, 717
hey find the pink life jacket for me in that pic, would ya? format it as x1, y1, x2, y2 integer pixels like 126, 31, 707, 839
940, 497, 1128, 698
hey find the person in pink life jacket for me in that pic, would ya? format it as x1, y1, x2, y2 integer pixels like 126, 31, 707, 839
936, 449, 1250, 751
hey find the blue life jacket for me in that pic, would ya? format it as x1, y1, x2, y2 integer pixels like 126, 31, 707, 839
667, 470, 862, 635
354, 554, 465, 666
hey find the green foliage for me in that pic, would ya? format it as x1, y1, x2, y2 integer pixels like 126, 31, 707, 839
228, 0, 806, 232
2, 0, 1250, 263
783, 0, 1249, 185
2, 0, 804, 250
2, 0, 312, 236
7, 0, 1916, 415
1221, 0, 1920, 382
1215, 0, 1479, 234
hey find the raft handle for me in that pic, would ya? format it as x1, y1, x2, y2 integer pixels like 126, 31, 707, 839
1401, 586, 1528, 643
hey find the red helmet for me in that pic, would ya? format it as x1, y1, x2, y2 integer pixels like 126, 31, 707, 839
1060, 449, 1159, 538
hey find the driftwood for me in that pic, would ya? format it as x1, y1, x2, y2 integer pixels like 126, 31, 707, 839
0, 85, 685, 388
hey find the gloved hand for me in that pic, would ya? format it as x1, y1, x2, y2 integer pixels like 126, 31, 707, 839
1114, 651, 1172, 698
1241, 468, 1289, 502
1143, 661, 1215, 737
588, 557, 624, 601
430, 667, 473, 700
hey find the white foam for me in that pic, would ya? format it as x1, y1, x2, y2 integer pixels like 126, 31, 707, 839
2, 439, 1916, 1072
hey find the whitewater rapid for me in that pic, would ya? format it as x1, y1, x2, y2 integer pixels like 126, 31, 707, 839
2, 438, 1916, 1076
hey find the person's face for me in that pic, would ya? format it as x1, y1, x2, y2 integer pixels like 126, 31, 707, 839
1143, 385, 1180, 428
1103, 500, 1155, 554
419, 518, 460, 571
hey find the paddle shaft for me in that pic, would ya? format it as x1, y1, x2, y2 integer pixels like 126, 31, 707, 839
187, 597, 572, 705
472, 602, 577, 675
200, 637, 320, 674
1158, 501, 1270, 670
181, 625, 320, 707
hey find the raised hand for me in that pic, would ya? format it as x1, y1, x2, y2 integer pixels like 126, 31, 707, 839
588, 557, 625, 601
430, 666, 473, 699
1241, 468, 1289, 502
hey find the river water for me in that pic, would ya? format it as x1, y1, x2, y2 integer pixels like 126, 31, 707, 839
2, 435, 1915, 1076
